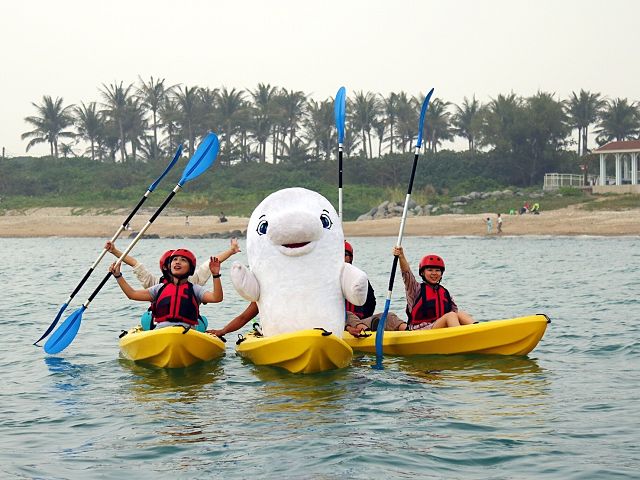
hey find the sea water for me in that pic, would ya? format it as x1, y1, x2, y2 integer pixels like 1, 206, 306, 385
0, 236, 638, 479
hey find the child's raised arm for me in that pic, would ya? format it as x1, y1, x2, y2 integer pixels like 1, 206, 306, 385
109, 262, 153, 302
201, 256, 223, 304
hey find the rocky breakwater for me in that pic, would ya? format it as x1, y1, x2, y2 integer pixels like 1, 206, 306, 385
356, 189, 545, 221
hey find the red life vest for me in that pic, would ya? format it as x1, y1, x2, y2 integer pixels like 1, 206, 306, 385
407, 283, 452, 327
152, 281, 200, 326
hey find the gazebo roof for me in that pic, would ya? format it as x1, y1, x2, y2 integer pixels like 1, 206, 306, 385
593, 140, 640, 154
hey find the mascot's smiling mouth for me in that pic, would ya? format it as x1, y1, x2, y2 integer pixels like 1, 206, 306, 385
283, 242, 309, 248
277, 241, 315, 257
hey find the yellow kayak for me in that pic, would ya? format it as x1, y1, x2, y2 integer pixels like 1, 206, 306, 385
235, 329, 353, 374
343, 314, 549, 356
119, 326, 225, 368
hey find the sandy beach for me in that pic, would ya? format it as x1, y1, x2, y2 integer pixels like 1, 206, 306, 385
1, 205, 639, 237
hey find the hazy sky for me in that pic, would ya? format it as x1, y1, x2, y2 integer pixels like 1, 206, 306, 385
2, 0, 639, 156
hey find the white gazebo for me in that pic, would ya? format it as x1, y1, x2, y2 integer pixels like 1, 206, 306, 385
593, 140, 640, 193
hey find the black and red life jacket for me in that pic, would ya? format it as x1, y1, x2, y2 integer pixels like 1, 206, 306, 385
345, 283, 376, 319
152, 281, 200, 326
407, 283, 452, 327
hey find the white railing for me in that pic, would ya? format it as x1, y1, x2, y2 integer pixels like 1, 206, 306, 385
543, 173, 585, 190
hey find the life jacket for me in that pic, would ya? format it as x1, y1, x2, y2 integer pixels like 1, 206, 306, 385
345, 283, 376, 319
152, 281, 200, 326
407, 283, 452, 327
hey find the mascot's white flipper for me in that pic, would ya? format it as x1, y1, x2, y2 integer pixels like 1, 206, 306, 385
237, 187, 367, 337
230, 262, 260, 302
341, 263, 368, 306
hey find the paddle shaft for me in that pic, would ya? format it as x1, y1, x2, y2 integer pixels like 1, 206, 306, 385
83, 185, 181, 308
338, 143, 343, 218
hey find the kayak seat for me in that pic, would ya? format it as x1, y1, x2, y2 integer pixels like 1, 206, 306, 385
140, 311, 208, 333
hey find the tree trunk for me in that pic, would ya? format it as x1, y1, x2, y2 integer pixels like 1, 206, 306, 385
152, 110, 159, 161
118, 121, 127, 162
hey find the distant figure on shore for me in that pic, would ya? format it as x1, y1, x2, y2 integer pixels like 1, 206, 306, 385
497, 213, 503, 234
486, 217, 493, 234
219, 211, 227, 223
185, 215, 190, 226
531, 203, 540, 215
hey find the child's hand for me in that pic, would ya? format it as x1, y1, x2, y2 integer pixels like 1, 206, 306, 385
229, 237, 241, 255
209, 256, 221, 275
105, 241, 121, 257
109, 262, 121, 276
206, 329, 224, 338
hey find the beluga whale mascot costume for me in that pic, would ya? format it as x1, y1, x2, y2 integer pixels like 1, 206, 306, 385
231, 187, 369, 337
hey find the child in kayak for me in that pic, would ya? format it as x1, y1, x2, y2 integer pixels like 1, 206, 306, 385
110, 249, 223, 330
393, 246, 475, 330
344, 241, 407, 336
105, 238, 240, 288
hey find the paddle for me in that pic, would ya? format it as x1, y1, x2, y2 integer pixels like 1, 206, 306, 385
334, 86, 346, 218
44, 133, 220, 354
373, 88, 435, 370
34, 145, 183, 346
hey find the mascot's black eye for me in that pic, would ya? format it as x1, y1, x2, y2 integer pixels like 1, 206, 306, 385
257, 220, 268, 235
320, 213, 333, 229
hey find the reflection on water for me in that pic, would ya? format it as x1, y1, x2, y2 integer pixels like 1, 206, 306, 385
119, 358, 222, 405
246, 360, 352, 413
395, 354, 544, 381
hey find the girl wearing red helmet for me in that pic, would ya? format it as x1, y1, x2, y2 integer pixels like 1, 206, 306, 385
105, 238, 240, 287
110, 250, 223, 329
392, 246, 475, 330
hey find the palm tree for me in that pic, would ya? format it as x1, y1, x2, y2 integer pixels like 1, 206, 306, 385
381, 92, 399, 154
75, 102, 104, 161
565, 89, 604, 155
305, 99, 334, 160
481, 93, 522, 152
122, 97, 148, 162
101, 82, 134, 162
279, 88, 307, 156
158, 97, 181, 155
595, 98, 640, 143
137, 76, 174, 161
216, 87, 245, 163
452, 95, 483, 151
394, 92, 418, 153
351, 91, 380, 159
424, 97, 452, 153
22, 95, 75, 157
249, 83, 278, 163
174, 85, 201, 156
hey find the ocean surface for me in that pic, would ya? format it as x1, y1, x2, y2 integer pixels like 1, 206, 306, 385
1, 236, 638, 479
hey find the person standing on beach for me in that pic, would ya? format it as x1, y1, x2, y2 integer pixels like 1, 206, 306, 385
486, 217, 493, 234
497, 213, 503, 234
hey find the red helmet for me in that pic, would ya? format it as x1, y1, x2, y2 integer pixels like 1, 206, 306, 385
344, 241, 353, 257
159, 250, 173, 272
167, 248, 197, 275
419, 254, 445, 273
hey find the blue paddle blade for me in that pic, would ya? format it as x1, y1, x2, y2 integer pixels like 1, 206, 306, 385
44, 306, 86, 354
148, 144, 183, 192
34, 302, 68, 346
374, 299, 392, 369
334, 87, 346, 143
179, 133, 219, 185
416, 88, 435, 149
